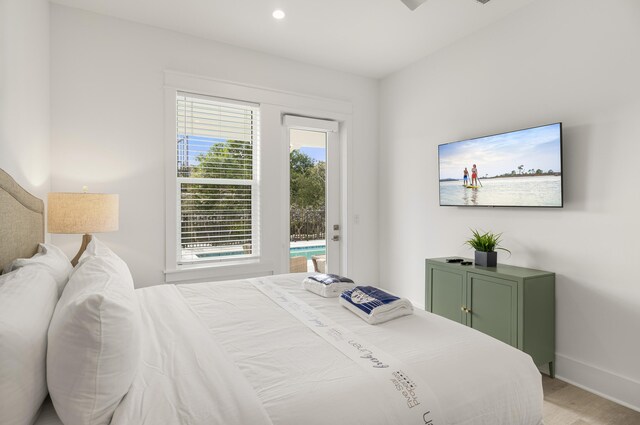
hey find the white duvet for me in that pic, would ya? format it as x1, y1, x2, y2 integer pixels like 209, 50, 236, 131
109, 285, 273, 425
107, 273, 542, 425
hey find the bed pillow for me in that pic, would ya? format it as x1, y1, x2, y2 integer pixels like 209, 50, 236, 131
47, 238, 141, 425
4, 243, 73, 294
80, 236, 116, 259
0, 266, 59, 425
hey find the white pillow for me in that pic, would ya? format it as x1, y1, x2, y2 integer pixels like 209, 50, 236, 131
4, 243, 73, 294
0, 267, 59, 425
80, 236, 116, 259
47, 238, 141, 425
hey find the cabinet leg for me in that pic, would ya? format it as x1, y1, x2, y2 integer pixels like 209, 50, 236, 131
548, 361, 555, 379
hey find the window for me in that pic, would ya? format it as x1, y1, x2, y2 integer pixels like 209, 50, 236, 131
176, 92, 260, 264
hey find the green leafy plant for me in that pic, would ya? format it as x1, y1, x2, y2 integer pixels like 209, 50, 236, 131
465, 229, 511, 254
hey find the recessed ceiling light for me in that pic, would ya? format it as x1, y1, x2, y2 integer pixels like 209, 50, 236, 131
272, 9, 286, 20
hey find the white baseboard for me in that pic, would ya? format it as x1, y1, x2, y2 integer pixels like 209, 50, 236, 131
555, 353, 640, 413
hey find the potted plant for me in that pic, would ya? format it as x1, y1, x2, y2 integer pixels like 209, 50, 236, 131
465, 229, 510, 267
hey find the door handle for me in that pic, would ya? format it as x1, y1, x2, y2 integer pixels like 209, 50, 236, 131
332, 235, 340, 242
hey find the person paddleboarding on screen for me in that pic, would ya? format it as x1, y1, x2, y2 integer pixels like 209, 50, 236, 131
463, 167, 469, 186
471, 164, 478, 186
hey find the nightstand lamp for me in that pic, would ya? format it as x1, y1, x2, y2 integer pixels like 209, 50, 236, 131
48, 190, 119, 266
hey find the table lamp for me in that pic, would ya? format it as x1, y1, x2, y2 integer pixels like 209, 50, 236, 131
48, 190, 119, 266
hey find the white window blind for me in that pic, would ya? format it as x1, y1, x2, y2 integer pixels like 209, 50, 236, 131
176, 92, 260, 264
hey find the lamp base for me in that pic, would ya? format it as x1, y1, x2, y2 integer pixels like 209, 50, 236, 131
71, 234, 93, 267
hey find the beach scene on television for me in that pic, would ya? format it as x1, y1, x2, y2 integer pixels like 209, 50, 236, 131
439, 123, 562, 207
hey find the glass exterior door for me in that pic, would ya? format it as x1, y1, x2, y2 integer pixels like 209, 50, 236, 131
285, 117, 340, 274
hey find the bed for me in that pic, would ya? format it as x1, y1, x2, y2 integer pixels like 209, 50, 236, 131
0, 169, 544, 425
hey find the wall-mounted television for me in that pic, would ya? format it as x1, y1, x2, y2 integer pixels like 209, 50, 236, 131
438, 123, 563, 208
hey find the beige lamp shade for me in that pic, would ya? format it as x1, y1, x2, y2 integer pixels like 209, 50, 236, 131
48, 193, 119, 234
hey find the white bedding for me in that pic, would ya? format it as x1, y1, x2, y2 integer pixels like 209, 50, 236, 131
110, 284, 273, 425
109, 273, 542, 425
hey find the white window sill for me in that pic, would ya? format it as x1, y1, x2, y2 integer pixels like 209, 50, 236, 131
164, 261, 275, 284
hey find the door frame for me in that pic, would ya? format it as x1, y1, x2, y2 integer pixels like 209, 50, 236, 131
281, 114, 348, 275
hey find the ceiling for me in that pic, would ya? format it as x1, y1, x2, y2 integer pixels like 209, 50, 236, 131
50, 0, 537, 78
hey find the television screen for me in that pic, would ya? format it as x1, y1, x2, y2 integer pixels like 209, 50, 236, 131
438, 123, 563, 207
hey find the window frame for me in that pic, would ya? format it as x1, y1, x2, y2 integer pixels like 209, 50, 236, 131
174, 92, 261, 266
165, 89, 267, 279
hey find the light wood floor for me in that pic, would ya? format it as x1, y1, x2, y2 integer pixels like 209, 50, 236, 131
543, 375, 640, 425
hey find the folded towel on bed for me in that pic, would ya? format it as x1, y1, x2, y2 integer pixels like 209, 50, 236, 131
302, 274, 356, 298
339, 286, 413, 325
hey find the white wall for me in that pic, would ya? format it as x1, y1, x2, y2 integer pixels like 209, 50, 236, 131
50, 5, 379, 288
0, 0, 50, 199
379, 0, 640, 410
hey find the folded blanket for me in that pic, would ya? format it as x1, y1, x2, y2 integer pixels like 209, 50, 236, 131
339, 286, 413, 325
302, 274, 356, 298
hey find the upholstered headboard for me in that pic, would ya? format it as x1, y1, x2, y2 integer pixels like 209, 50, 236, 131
0, 169, 44, 272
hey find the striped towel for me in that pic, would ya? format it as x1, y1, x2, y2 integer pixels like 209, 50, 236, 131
302, 274, 356, 298
339, 286, 413, 324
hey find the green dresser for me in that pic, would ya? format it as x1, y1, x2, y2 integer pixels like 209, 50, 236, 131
425, 258, 555, 377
